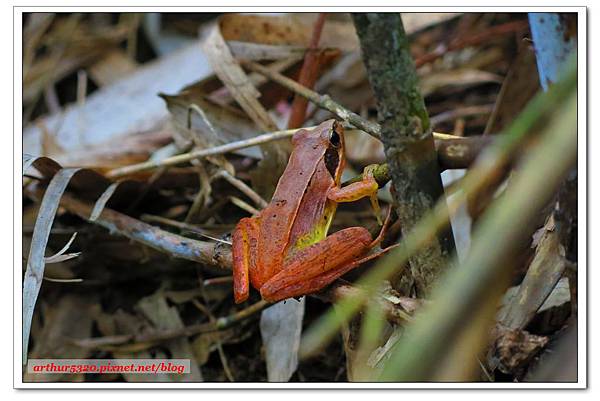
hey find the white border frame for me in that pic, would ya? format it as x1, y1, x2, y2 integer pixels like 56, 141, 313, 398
13, 5, 587, 389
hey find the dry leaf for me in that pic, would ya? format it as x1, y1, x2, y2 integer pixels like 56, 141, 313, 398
260, 298, 305, 382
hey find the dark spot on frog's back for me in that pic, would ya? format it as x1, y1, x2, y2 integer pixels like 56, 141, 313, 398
274, 199, 287, 207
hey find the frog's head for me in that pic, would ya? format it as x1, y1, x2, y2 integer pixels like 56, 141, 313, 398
291, 119, 346, 182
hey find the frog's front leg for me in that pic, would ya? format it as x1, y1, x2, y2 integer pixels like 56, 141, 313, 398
259, 227, 373, 302
327, 165, 382, 224
232, 217, 260, 304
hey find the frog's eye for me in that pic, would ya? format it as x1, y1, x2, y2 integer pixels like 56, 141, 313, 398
329, 129, 341, 148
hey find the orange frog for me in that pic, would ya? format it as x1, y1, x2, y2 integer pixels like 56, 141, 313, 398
232, 119, 394, 303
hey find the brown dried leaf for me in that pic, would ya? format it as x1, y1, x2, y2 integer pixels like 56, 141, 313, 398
135, 291, 204, 382
202, 19, 290, 198
492, 326, 549, 374
23, 294, 97, 382
202, 22, 278, 133
498, 214, 567, 330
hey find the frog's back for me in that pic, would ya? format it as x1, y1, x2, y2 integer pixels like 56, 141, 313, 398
253, 121, 335, 286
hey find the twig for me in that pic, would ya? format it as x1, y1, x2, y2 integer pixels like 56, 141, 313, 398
414, 20, 530, 68
43, 277, 83, 283
140, 214, 231, 245
107, 125, 465, 179
342, 135, 495, 188
430, 104, 495, 126
229, 196, 261, 216
242, 60, 382, 139
184, 103, 221, 223
25, 188, 233, 269
191, 299, 235, 382
106, 127, 301, 178
435, 135, 496, 170
242, 59, 498, 168
216, 170, 268, 209
203, 276, 233, 286
43, 84, 61, 115
72, 300, 269, 350
184, 160, 211, 223
76, 69, 87, 108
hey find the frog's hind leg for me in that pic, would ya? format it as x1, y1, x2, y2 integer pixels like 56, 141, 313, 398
265, 241, 401, 303
232, 217, 260, 304
260, 227, 373, 302
260, 209, 398, 303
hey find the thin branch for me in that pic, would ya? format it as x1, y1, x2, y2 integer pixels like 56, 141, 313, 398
342, 135, 495, 188
106, 127, 302, 178
414, 19, 529, 68
72, 300, 269, 350
229, 196, 261, 216
203, 276, 233, 286
430, 104, 495, 127
191, 299, 235, 382
216, 170, 268, 209
140, 214, 231, 245
25, 188, 232, 270
106, 122, 475, 181
241, 60, 382, 139
43, 277, 84, 283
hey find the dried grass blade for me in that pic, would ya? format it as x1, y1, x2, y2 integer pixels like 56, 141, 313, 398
89, 182, 120, 222
23, 167, 80, 363
44, 232, 80, 263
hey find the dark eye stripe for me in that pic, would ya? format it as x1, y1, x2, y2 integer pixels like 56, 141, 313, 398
324, 147, 340, 179
329, 129, 341, 148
